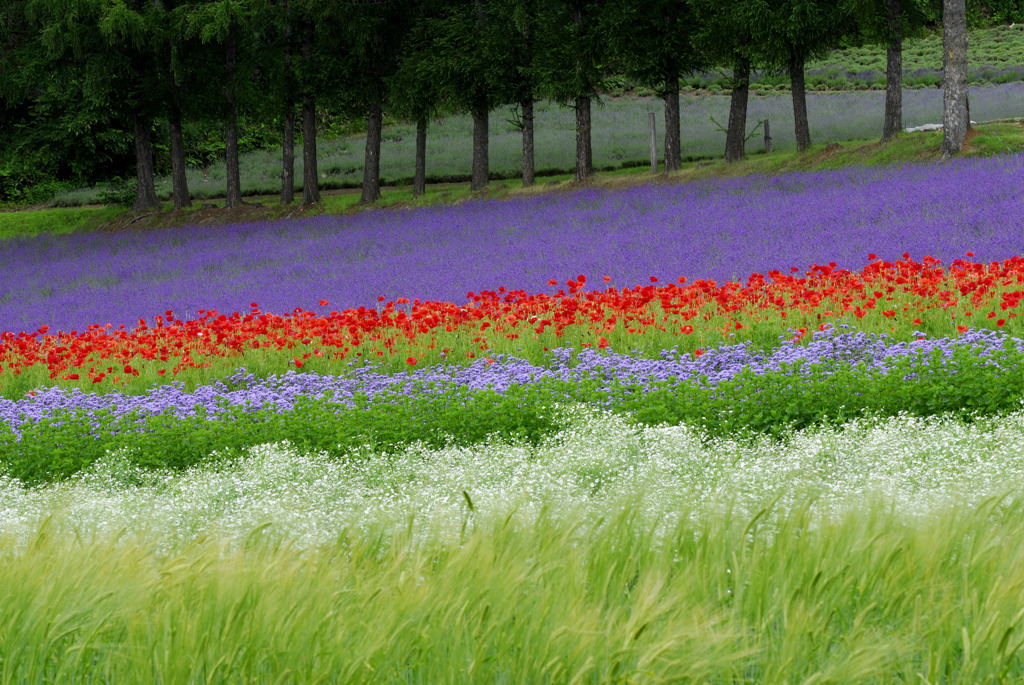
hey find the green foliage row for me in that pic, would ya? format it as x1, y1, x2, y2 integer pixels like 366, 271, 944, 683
6, 342, 1024, 485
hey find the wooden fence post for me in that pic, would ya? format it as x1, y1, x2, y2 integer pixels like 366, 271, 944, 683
648, 112, 657, 174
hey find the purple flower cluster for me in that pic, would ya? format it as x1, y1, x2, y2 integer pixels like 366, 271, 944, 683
2, 327, 1018, 434
2, 154, 1023, 336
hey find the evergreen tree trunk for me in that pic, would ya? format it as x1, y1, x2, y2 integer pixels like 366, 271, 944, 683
132, 115, 159, 211
414, 115, 427, 198
471, 99, 489, 191
574, 95, 593, 182
790, 53, 811, 152
281, 111, 295, 204
165, 39, 190, 210
881, 0, 903, 143
572, 0, 593, 182
724, 54, 751, 163
301, 16, 320, 204
521, 97, 535, 187
224, 22, 242, 208
663, 74, 681, 172
361, 94, 383, 203
281, 1, 295, 204
302, 94, 319, 204
168, 107, 190, 209
941, 0, 970, 158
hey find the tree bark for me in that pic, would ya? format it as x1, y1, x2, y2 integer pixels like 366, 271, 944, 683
521, 98, 535, 187
281, 111, 295, 204
790, 53, 811, 152
301, 16, 319, 204
414, 115, 427, 198
132, 115, 159, 211
941, 0, 970, 158
574, 95, 593, 181
302, 94, 320, 204
165, 38, 190, 210
663, 74, 681, 171
881, 0, 903, 143
361, 94, 383, 203
724, 54, 751, 163
224, 22, 242, 208
168, 107, 190, 209
471, 99, 489, 191
281, 1, 295, 204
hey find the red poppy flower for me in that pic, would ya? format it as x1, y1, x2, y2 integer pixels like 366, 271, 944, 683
406, 356, 417, 365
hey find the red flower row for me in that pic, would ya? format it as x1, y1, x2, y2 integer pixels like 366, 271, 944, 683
3, 254, 1023, 386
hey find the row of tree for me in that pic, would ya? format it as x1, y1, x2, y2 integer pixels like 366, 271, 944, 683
0, 0, 981, 211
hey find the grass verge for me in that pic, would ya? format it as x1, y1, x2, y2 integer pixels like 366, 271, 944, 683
4, 119, 1022, 239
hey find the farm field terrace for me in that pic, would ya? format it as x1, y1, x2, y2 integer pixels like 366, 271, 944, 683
5, 155, 1024, 681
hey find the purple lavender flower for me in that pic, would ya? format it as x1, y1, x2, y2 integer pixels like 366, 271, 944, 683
2, 154, 1023, 335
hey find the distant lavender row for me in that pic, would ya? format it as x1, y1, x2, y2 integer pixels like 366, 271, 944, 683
4, 154, 1024, 334
2, 327, 1017, 433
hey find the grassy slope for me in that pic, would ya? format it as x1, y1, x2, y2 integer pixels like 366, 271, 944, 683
3, 119, 1020, 239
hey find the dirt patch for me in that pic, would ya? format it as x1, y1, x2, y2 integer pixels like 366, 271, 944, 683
960, 126, 984, 154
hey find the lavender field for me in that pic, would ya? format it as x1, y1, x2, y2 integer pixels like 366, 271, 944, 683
9, 149, 1024, 680
6, 154, 1024, 335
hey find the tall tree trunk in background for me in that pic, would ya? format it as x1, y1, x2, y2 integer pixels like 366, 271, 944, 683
790, 52, 811, 152
301, 15, 320, 204
663, 73, 681, 171
724, 54, 750, 163
574, 96, 593, 181
132, 115, 159, 211
165, 38, 190, 210
301, 93, 319, 204
469, 0, 489, 192
282, 111, 295, 204
281, 1, 295, 204
361, 92, 383, 203
941, 0, 970, 158
224, 21, 242, 208
414, 115, 427, 197
521, 97, 535, 187
572, 0, 593, 182
168, 105, 190, 209
471, 98, 489, 191
881, 0, 903, 143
